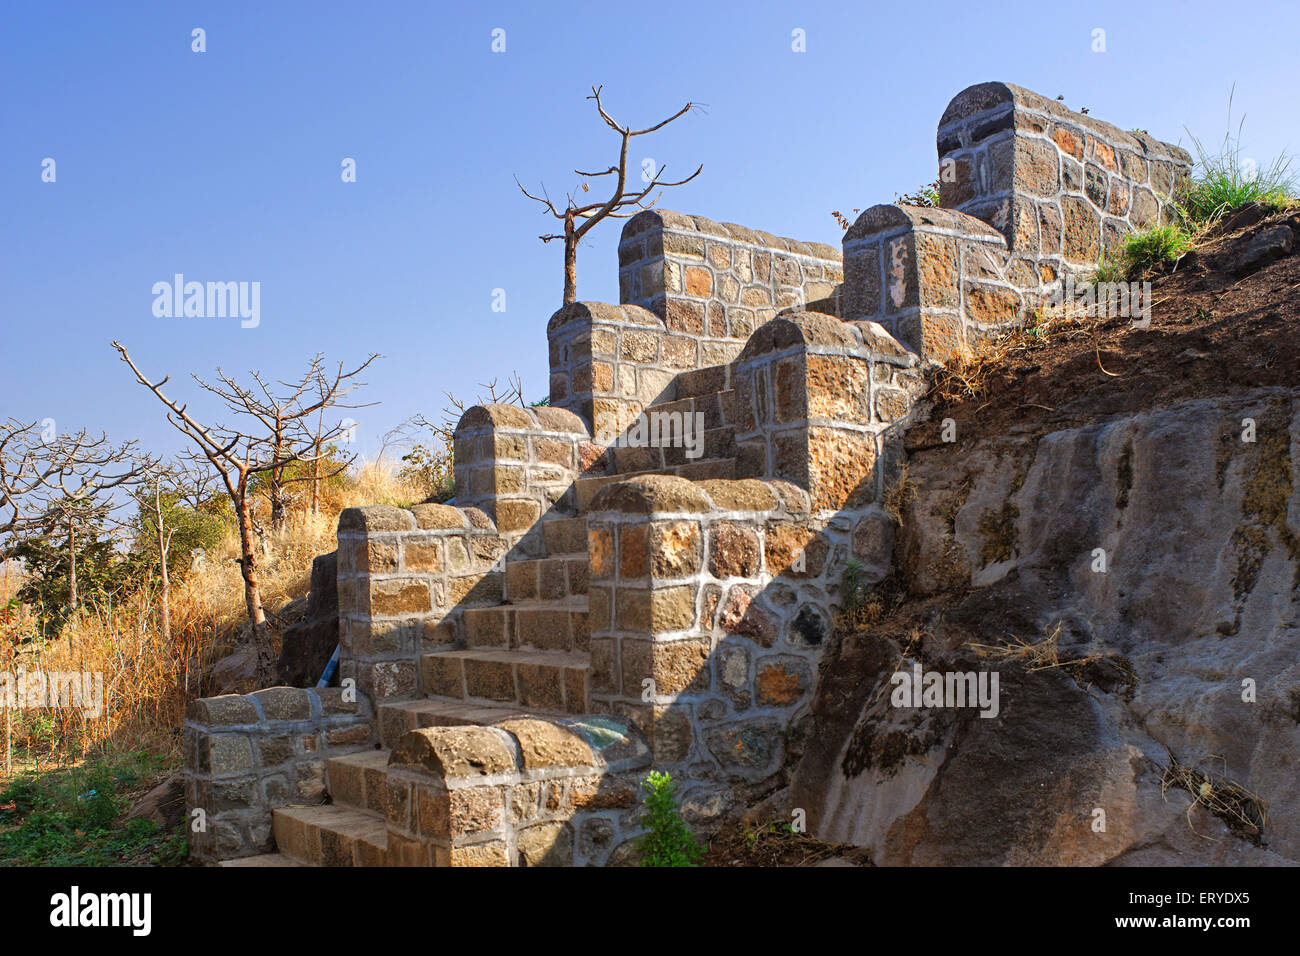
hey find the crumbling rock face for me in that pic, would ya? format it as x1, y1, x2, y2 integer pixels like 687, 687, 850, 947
794, 391, 1300, 864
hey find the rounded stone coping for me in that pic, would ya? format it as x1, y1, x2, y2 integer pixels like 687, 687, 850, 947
939, 81, 1191, 164
848, 321, 922, 364
454, 402, 588, 437
546, 300, 665, 334
844, 203, 1008, 245
337, 502, 498, 534
185, 686, 372, 727
589, 473, 810, 517
388, 715, 649, 782
736, 311, 863, 361
620, 208, 840, 261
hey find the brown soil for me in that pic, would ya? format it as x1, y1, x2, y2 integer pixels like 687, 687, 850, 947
906, 207, 1300, 451
703, 819, 873, 867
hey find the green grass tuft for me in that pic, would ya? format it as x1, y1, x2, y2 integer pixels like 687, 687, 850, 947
1090, 224, 1192, 282
1179, 87, 1296, 226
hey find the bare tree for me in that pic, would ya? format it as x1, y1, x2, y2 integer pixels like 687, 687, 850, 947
112, 343, 378, 682
188, 354, 379, 533
0, 419, 152, 624
0, 418, 152, 545
517, 85, 703, 306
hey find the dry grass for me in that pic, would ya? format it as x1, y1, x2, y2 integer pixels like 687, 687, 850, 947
930, 308, 1096, 407
881, 463, 917, 525
1161, 752, 1266, 844
1, 460, 427, 776
967, 622, 1138, 698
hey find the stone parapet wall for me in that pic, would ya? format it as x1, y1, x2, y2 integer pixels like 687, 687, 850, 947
841, 205, 1024, 362
547, 301, 693, 435
452, 403, 601, 545
548, 212, 844, 435
336, 503, 510, 702
384, 715, 650, 866
732, 312, 925, 508
937, 81, 1191, 285
184, 687, 375, 863
585, 474, 894, 792
618, 209, 843, 340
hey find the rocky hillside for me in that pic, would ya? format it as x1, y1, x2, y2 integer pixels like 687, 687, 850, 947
790, 206, 1300, 865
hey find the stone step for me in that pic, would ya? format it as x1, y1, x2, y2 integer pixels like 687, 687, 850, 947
462, 603, 588, 652
575, 458, 736, 510
273, 804, 388, 867
643, 385, 736, 430
326, 748, 391, 816
541, 515, 588, 557
611, 426, 735, 472
219, 852, 304, 867
673, 456, 735, 482
420, 647, 589, 714
503, 555, 589, 602
376, 697, 553, 749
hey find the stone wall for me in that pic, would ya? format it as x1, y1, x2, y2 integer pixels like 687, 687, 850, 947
937, 81, 1191, 284
618, 209, 842, 334
185, 80, 1200, 866
383, 716, 650, 866
547, 302, 686, 437
185, 687, 375, 863
841, 205, 1024, 361
585, 474, 894, 787
838, 85, 1192, 363
733, 312, 925, 508
336, 503, 510, 703
549, 211, 843, 435
453, 403, 600, 550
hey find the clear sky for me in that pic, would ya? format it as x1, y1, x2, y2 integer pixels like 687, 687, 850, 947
3, 0, 1297, 463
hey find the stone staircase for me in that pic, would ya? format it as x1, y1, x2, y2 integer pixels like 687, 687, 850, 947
253, 516, 602, 866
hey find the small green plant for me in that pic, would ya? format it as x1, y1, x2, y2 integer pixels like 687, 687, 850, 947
896, 181, 940, 207
1089, 224, 1192, 282
843, 559, 864, 613
636, 770, 704, 867
1122, 223, 1192, 274
1180, 88, 1296, 225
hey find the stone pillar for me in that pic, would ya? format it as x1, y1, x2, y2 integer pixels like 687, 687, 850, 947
452, 403, 595, 549
336, 503, 508, 702
585, 473, 882, 793
840, 204, 1025, 362
732, 311, 923, 508
547, 301, 683, 436
383, 716, 650, 866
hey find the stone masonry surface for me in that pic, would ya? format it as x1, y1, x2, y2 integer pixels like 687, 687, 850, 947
187, 81, 1191, 865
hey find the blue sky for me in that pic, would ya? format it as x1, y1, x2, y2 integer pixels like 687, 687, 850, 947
3, 0, 1297, 463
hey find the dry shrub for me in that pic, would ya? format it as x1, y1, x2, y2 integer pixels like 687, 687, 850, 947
967, 621, 1138, 698
881, 463, 916, 525
1161, 753, 1266, 844
0, 458, 429, 773
930, 307, 1095, 406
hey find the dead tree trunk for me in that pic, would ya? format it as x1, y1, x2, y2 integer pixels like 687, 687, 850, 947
518, 85, 702, 308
